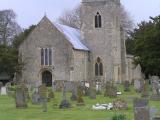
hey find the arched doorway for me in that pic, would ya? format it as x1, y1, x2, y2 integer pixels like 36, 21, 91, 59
42, 71, 52, 87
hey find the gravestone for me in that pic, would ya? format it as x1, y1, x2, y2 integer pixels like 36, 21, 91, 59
96, 82, 102, 94
77, 86, 85, 106
89, 87, 96, 99
104, 82, 117, 98
15, 85, 27, 108
70, 83, 77, 101
134, 80, 143, 92
1, 86, 7, 95
124, 81, 130, 92
0, 82, 3, 91
113, 99, 128, 110
31, 90, 41, 105
133, 98, 150, 120
48, 89, 54, 100
141, 81, 149, 98
38, 84, 48, 112
151, 76, 160, 101
21, 83, 30, 102
59, 82, 71, 109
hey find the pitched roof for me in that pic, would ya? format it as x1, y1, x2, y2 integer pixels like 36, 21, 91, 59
53, 23, 89, 51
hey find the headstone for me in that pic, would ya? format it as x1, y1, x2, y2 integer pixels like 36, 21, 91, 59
89, 87, 96, 99
0, 82, 3, 90
104, 82, 117, 98
141, 81, 149, 98
113, 99, 128, 110
151, 76, 160, 101
124, 81, 130, 92
96, 82, 102, 94
1, 86, 7, 95
133, 98, 150, 120
48, 89, 54, 100
15, 85, 27, 108
77, 86, 85, 106
21, 83, 30, 101
59, 82, 71, 109
31, 90, 41, 105
70, 83, 77, 101
134, 80, 140, 92
38, 84, 48, 112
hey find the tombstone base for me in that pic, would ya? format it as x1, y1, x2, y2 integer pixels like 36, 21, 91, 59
151, 95, 160, 101
153, 117, 160, 120
16, 105, 27, 109
70, 94, 77, 101
59, 99, 71, 109
76, 102, 85, 106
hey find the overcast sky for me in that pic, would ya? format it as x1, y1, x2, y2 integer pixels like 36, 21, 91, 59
0, 0, 160, 28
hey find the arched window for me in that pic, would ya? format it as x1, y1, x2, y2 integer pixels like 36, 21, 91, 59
95, 12, 102, 28
95, 57, 103, 76
41, 48, 52, 66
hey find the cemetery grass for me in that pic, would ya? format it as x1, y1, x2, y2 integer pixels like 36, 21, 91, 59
0, 85, 160, 120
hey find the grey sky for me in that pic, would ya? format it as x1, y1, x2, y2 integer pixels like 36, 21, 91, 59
0, 0, 160, 28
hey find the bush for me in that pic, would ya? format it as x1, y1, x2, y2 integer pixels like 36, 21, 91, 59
112, 114, 126, 120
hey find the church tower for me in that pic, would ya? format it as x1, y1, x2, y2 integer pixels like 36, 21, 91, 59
81, 0, 123, 83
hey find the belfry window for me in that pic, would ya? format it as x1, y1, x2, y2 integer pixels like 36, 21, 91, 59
41, 48, 52, 66
95, 12, 102, 28
95, 57, 103, 76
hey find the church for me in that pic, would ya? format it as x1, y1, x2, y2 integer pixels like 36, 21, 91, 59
18, 0, 140, 87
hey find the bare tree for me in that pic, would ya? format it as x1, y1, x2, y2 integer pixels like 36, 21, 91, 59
0, 10, 21, 45
58, 4, 133, 32
58, 5, 82, 29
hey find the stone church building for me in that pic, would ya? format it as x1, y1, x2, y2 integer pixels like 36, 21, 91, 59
19, 0, 140, 87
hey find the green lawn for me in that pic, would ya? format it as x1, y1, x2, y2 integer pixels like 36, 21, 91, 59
0, 85, 159, 120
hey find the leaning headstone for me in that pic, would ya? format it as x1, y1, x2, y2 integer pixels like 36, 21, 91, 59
1, 86, 7, 95
59, 82, 71, 109
15, 85, 27, 108
38, 84, 48, 112
151, 76, 160, 101
133, 98, 150, 120
124, 81, 130, 92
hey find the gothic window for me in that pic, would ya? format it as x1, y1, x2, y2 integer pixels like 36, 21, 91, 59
95, 57, 103, 76
41, 48, 44, 65
41, 48, 52, 66
95, 12, 102, 28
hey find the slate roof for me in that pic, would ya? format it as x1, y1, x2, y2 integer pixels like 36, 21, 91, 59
54, 23, 89, 51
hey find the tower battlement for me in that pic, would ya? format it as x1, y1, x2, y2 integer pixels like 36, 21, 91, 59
82, 0, 120, 4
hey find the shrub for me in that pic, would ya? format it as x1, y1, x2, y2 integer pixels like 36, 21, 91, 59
112, 114, 126, 120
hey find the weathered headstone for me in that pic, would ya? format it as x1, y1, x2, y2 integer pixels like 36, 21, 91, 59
133, 98, 150, 120
124, 81, 130, 92
21, 83, 30, 102
15, 85, 27, 108
89, 87, 96, 99
77, 86, 85, 106
0, 82, 3, 90
134, 80, 143, 92
31, 90, 41, 105
141, 81, 149, 98
151, 76, 160, 101
70, 83, 77, 101
59, 82, 71, 109
38, 84, 48, 112
113, 99, 128, 110
104, 82, 117, 98
48, 89, 54, 100
96, 82, 102, 94
1, 86, 7, 95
